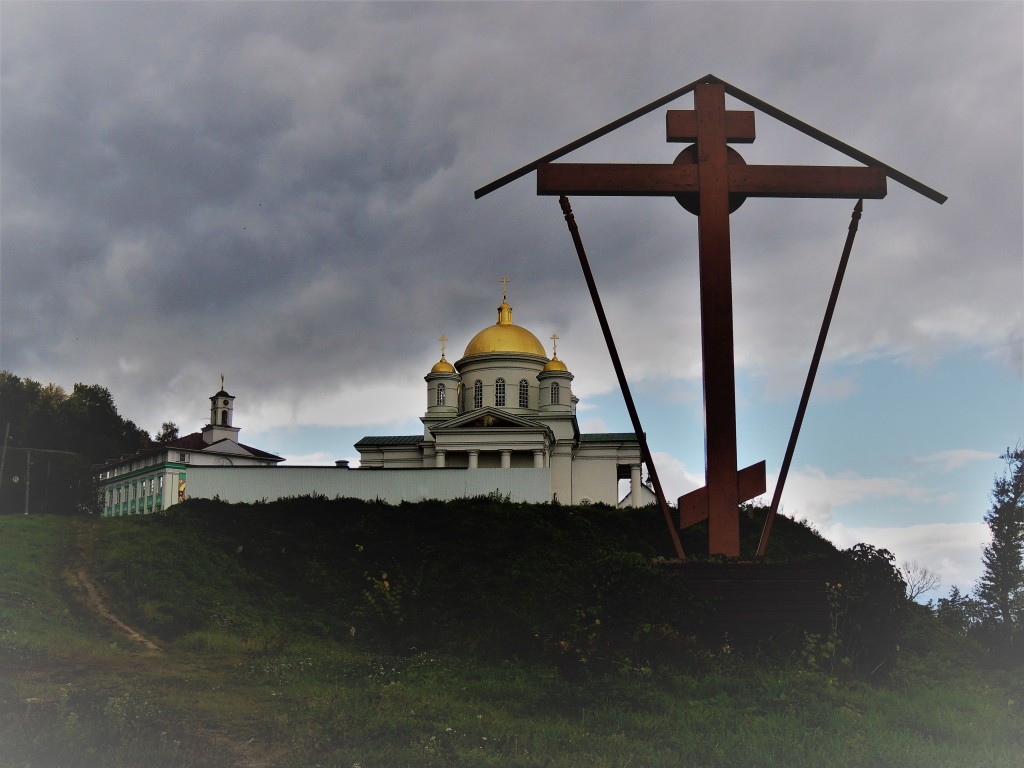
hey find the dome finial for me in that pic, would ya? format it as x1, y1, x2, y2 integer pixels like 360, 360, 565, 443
543, 332, 569, 371
430, 334, 456, 373
496, 277, 514, 326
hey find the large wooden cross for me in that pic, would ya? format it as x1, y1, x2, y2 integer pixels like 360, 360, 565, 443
536, 83, 887, 556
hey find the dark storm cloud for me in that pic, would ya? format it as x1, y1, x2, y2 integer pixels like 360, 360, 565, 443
1, 1, 1020, 432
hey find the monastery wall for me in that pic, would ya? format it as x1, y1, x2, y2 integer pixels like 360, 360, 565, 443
177, 466, 552, 507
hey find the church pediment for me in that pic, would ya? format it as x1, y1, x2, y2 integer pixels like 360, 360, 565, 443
431, 407, 546, 433
202, 439, 254, 457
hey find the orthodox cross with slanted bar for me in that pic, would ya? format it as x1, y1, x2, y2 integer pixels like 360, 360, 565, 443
536, 82, 887, 557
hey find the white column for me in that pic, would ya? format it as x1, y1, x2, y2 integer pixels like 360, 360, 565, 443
468, 450, 479, 469
436, 450, 446, 468
533, 449, 545, 468
500, 450, 511, 469
631, 464, 642, 508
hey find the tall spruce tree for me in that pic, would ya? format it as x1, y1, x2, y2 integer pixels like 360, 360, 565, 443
974, 446, 1024, 656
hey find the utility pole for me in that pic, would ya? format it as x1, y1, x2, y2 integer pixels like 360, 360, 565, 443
23, 448, 31, 515
0, 423, 10, 492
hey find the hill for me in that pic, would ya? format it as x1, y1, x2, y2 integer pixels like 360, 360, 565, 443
1, 498, 1021, 767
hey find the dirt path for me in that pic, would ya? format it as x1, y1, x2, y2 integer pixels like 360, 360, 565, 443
65, 520, 161, 652
59, 519, 287, 767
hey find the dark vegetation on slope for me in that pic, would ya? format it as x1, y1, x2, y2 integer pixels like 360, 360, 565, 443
93, 496, 902, 676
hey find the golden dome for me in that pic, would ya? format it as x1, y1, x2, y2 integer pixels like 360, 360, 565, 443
543, 356, 568, 372
463, 300, 546, 357
431, 356, 456, 373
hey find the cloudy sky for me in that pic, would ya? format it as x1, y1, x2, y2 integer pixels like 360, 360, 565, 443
2, 1, 1021, 598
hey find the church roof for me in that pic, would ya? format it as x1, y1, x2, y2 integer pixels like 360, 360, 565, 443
579, 432, 640, 443
430, 356, 456, 374
96, 431, 284, 469
461, 299, 546, 358
165, 432, 282, 460
354, 435, 422, 447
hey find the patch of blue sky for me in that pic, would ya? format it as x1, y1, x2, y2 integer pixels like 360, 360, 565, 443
589, 347, 1019, 528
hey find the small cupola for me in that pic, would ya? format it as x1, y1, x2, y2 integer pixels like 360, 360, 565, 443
538, 333, 575, 414
543, 332, 569, 372
425, 336, 459, 416
430, 334, 456, 374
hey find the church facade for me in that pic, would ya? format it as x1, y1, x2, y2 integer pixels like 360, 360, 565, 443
355, 292, 645, 506
97, 290, 648, 514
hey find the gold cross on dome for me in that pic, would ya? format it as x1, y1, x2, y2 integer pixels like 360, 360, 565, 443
439, 335, 448, 358
550, 332, 559, 357
500, 276, 511, 300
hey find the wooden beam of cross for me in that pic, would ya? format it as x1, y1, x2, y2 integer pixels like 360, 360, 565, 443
536, 83, 887, 557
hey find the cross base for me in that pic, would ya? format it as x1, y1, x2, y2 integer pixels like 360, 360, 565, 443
679, 460, 767, 554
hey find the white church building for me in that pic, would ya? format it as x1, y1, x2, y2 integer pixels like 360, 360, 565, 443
97, 289, 652, 514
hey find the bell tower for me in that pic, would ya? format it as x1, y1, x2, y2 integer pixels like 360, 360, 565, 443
202, 375, 241, 446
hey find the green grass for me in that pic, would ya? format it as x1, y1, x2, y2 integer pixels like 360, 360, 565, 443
0, 503, 1021, 767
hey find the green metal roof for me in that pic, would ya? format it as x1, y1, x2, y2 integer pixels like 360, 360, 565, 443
579, 432, 640, 443
354, 435, 422, 447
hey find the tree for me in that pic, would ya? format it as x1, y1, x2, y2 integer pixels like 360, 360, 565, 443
974, 446, 1023, 657
901, 560, 941, 602
60, 382, 150, 464
155, 421, 179, 443
1, 372, 152, 514
934, 586, 984, 637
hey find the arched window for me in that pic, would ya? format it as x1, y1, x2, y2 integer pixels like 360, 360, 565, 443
495, 378, 506, 407
519, 379, 530, 408
473, 380, 483, 409
436, 383, 446, 406
550, 382, 560, 405
220, 410, 228, 426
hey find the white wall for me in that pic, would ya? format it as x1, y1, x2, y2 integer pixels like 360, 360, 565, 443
178, 466, 552, 506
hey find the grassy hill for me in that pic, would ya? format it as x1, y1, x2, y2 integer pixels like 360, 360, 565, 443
1, 498, 1021, 767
